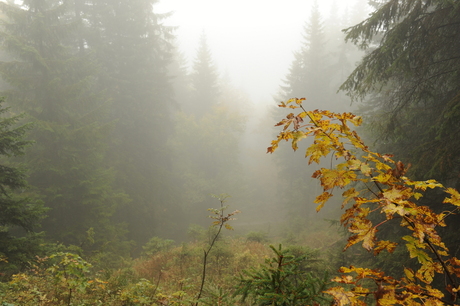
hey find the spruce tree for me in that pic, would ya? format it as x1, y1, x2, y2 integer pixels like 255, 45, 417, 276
0, 98, 45, 273
341, 0, 460, 186
275, 1, 334, 231
340, 0, 460, 265
0, 0, 127, 251
80, 0, 181, 243
281, 0, 328, 107
188, 32, 220, 118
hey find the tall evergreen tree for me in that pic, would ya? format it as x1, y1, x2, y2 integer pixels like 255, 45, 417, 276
79, 0, 181, 243
341, 0, 460, 186
0, 0, 127, 250
274, 1, 368, 232
281, 0, 328, 107
275, 1, 329, 231
188, 32, 220, 118
340, 0, 460, 257
0, 99, 45, 273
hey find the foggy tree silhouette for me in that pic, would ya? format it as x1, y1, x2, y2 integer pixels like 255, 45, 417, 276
280, 0, 328, 107
80, 0, 183, 244
189, 32, 220, 118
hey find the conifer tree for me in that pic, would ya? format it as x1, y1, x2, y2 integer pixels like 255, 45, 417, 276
79, 0, 181, 243
281, 0, 328, 107
169, 35, 248, 228
341, 0, 460, 186
0, 98, 45, 273
275, 1, 335, 231
341, 0, 460, 259
0, 0, 127, 250
189, 32, 220, 118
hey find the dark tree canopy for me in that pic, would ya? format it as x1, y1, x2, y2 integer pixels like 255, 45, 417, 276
341, 0, 460, 186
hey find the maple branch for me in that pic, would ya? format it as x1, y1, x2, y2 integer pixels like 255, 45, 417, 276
300, 105, 351, 159
424, 236, 458, 289
440, 206, 460, 223
272, 102, 460, 305
368, 172, 385, 195
402, 214, 458, 291
370, 167, 458, 290
417, 291, 457, 305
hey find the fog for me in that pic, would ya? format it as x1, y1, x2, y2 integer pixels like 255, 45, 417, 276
157, 0, 367, 103
159, 0, 371, 240
0, 0, 371, 251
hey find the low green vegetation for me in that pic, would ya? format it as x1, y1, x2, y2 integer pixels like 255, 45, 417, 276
0, 237, 333, 305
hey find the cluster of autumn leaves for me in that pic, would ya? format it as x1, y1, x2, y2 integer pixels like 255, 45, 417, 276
268, 98, 460, 305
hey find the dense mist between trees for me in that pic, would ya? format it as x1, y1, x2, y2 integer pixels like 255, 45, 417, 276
165, 0, 370, 242
2, 0, 460, 304
0, 0, 370, 256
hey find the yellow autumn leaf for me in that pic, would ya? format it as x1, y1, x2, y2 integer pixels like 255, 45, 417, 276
416, 262, 436, 284
372, 172, 394, 184
298, 111, 307, 118
332, 275, 354, 284
374, 240, 398, 255
348, 219, 376, 251
349, 115, 362, 126
324, 286, 356, 306
382, 203, 409, 218
444, 187, 460, 206
352, 286, 369, 295
306, 141, 332, 164
342, 188, 359, 206
291, 130, 307, 151
320, 168, 357, 190
360, 162, 372, 176
404, 267, 415, 282
413, 192, 423, 200
405, 179, 443, 191
347, 159, 361, 170
314, 191, 333, 212
425, 285, 444, 299
295, 97, 305, 104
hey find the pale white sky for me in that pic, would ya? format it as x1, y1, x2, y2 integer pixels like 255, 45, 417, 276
156, 0, 361, 104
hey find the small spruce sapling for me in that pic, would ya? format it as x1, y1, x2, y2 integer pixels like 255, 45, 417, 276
234, 244, 331, 305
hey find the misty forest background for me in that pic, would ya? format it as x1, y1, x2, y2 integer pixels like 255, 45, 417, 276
0, 0, 370, 260
1, 0, 460, 304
